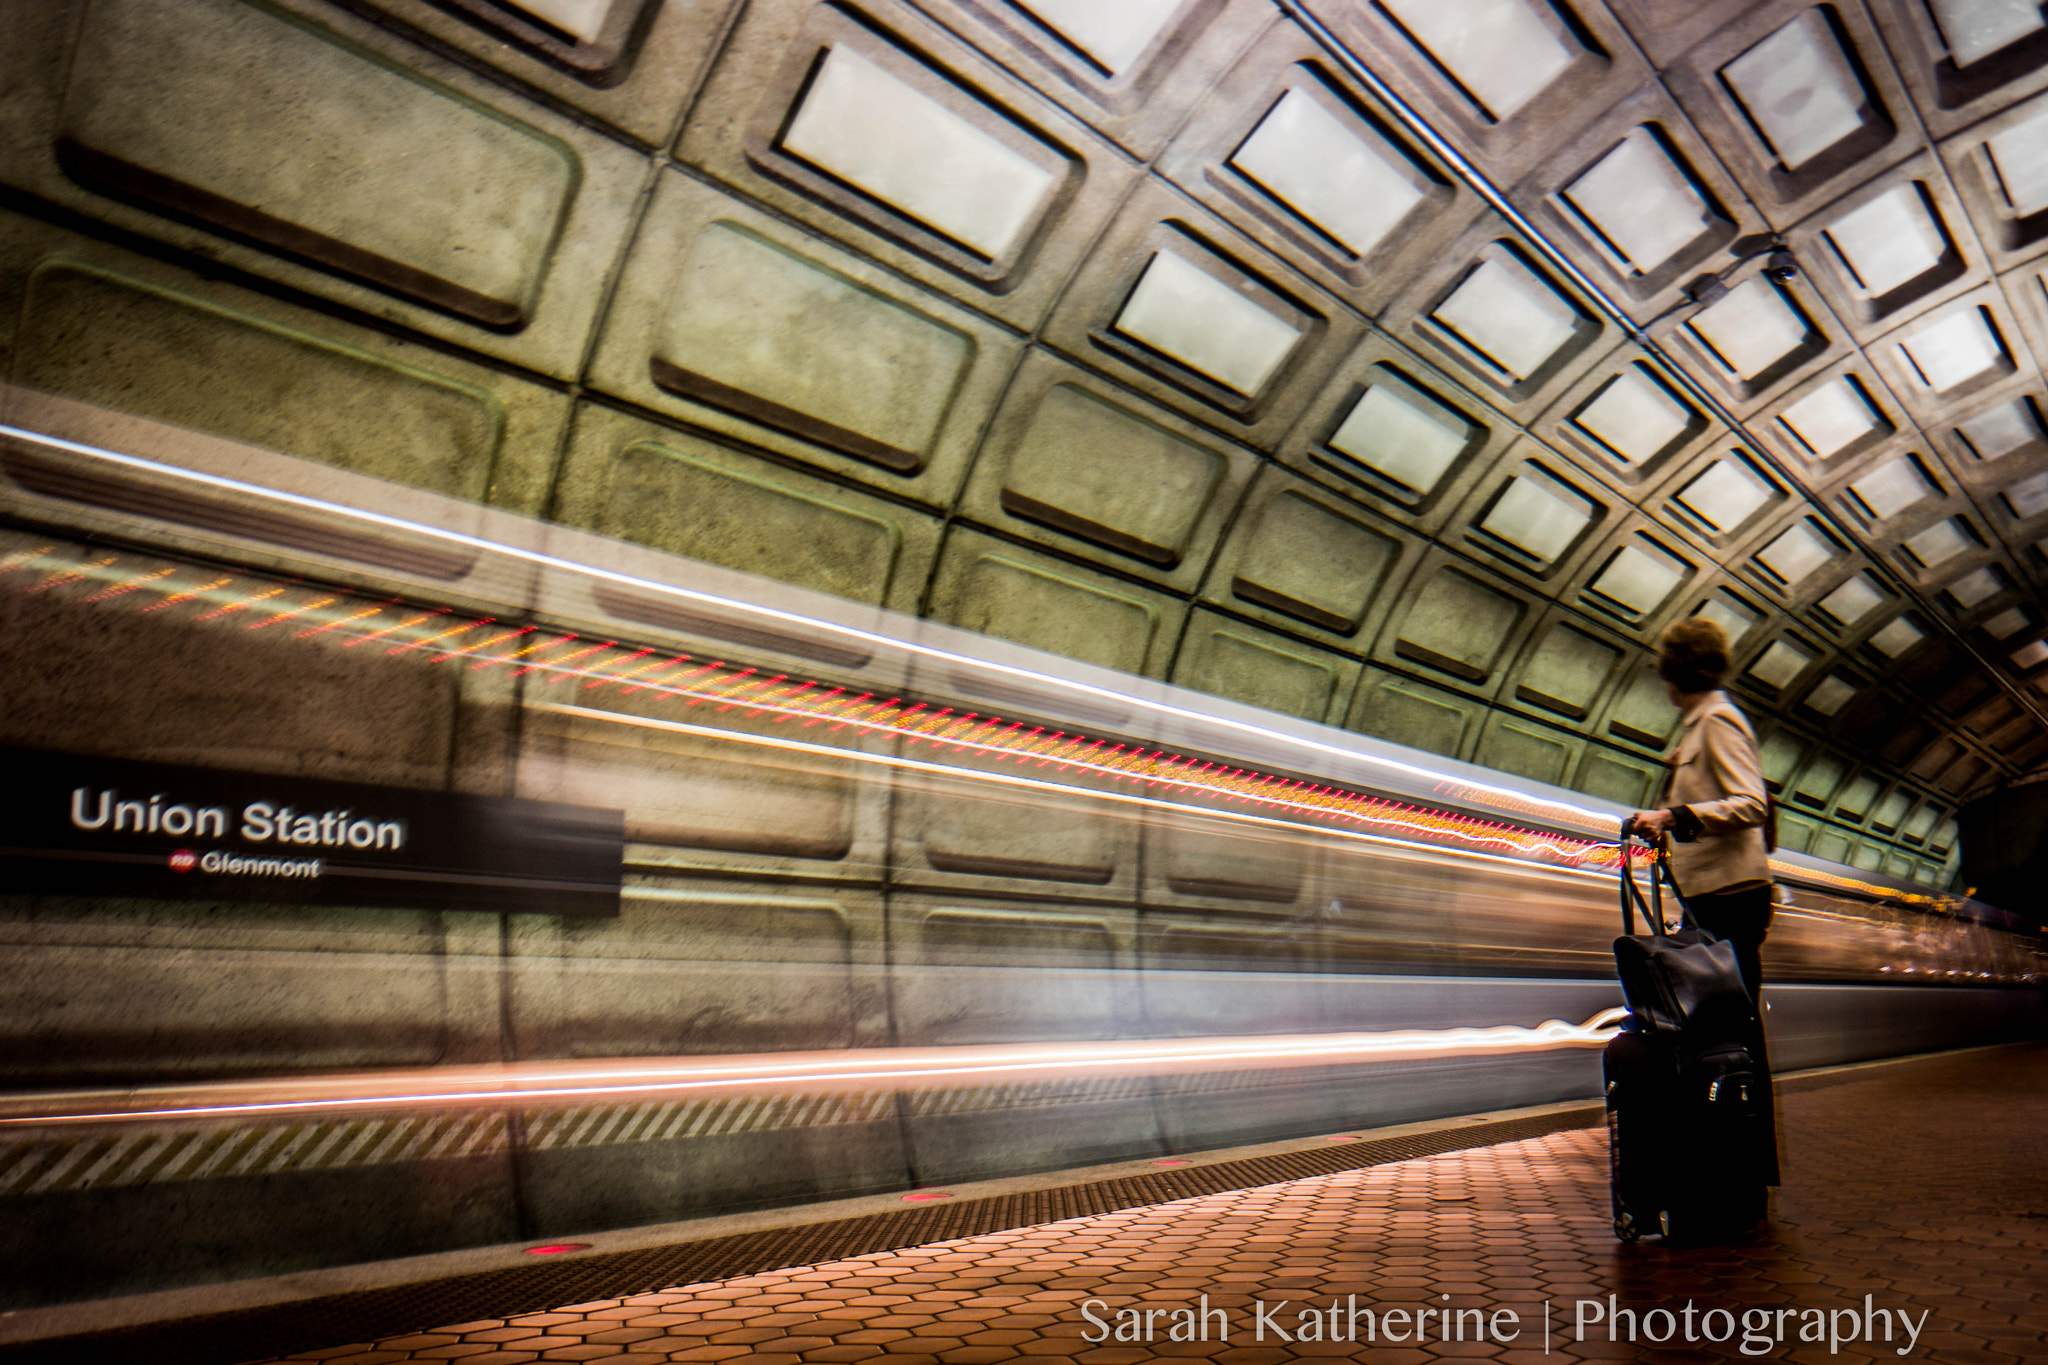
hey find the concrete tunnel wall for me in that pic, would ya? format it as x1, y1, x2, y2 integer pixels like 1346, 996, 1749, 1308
5, 0, 2048, 1307
3, 0, 2030, 887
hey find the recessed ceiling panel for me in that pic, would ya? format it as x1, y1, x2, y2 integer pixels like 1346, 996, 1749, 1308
1229, 88, 1428, 259
1561, 126, 1714, 274
1573, 368, 1695, 462
1699, 591, 1764, 647
1113, 249, 1303, 394
1983, 604, 2031, 636
1432, 256, 1581, 380
1749, 636, 1817, 687
1327, 380, 1472, 494
1686, 278, 1811, 380
1720, 10, 1870, 172
1777, 376, 1882, 458
1821, 184, 1950, 297
1905, 517, 1978, 568
1588, 540, 1687, 616
1820, 572, 1887, 626
1377, 0, 1577, 122
511, 0, 617, 44
1870, 614, 1928, 656
1954, 397, 2045, 458
1757, 520, 1844, 583
781, 46, 1058, 261
1947, 565, 2005, 604
1675, 454, 1777, 531
2003, 469, 2048, 516
1925, 0, 2047, 69
1480, 467, 1596, 563
1985, 102, 2048, 216
1010, 0, 1184, 74
1806, 672, 1859, 714
1897, 305, 2009, 393
1849, 455, 1937, 522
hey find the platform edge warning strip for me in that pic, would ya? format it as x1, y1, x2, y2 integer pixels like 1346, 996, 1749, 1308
0, 1104, 1602, 1365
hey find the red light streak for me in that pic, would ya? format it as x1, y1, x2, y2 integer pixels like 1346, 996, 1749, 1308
0, 1011, 1633, 1130
5, 542, 1959, 906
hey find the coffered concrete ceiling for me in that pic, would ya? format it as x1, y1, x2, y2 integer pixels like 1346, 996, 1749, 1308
7, 0, 2048, 887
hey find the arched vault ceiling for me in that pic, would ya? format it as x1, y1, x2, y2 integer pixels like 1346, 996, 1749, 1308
8, 0, 2048, 885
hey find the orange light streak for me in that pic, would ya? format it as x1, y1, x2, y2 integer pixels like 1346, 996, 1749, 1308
0, 1010, 1632, 1130
5, 544, 1962, 908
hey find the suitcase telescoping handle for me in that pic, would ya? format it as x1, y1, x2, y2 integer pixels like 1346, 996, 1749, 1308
1617, 817, 1667, 938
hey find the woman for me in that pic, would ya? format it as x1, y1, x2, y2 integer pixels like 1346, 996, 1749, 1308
1629, 616, 1774, 1000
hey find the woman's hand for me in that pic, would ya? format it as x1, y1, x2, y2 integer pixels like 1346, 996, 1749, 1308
1629, 808, 1675, 839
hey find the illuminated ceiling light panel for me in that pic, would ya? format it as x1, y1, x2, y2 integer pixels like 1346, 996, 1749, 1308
1821, 185, 1948, 297
1675, 456, 1775, 530
1898, 308, 2006, 392
1906, 518, 1976, 569
1868, 615, 1926, 656
1820, 573, 1886, 626
1328, 383, 1470, 493
1805, 673, 1858, 715
509, 0, 615, 42
2013, 638, 2048, 670
1927, 0, 2047, 67
1573, 370, 1693, 462
1687, 279, 1809, 380
1378, 0, 1575, 121
1749, 638, 1816, 688
1849, 456, 1935, 522
1982, 605, 2030, 638
1699, 595, 1762, 646
1114, 250, 1302, 395
2004, 470, 2048, 518
1695, 597, 1761, 646
1757, 522, 1842, 582
1947, 566, 2003, 605
1433, 257, 1580, 380
1955, 399, 2042, 459
1011, 0, 1184, 74
1720, 12, 1869, 171
1231, 89, 1428, 259
1589, 543, 1686, 616
1986, 101, 2048, 216
1480, 471, 1594, 563
1778, 379, 1880, 457
1561, 128, 1714, 274
781, 47, 1058, 260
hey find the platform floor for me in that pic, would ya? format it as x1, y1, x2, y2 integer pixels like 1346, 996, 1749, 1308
241, 1042, 2048, 1365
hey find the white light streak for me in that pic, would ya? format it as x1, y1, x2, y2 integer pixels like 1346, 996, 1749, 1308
0, 1010, 1631, 1129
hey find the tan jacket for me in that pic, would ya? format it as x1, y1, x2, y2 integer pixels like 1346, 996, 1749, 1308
1659, 691, 1772, 897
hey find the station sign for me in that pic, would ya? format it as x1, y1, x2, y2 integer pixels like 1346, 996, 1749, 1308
0, 748, 623, 916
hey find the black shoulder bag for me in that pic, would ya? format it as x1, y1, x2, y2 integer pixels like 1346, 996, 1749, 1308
1614, 818, 1757, 1036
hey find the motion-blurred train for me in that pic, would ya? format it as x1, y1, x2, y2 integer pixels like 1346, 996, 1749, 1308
2, 392, 2042, 1304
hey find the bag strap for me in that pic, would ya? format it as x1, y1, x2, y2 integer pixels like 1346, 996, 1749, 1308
1620, 819, 1689, 937
1618, 818, 1665, 938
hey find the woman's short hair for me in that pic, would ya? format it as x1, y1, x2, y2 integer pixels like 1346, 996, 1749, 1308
1656, 617, 1730, 692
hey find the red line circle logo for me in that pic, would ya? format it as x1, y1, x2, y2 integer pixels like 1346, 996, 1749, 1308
168, 849, 199, 873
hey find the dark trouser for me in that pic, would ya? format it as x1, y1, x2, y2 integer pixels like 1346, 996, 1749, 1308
1684, 884, 1780, 1184
1685, 885, 1773, 1002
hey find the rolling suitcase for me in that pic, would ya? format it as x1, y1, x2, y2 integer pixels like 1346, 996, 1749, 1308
1606, 820, 1770, 1242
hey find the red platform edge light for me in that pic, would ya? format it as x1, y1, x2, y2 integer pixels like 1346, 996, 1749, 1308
901, 1191, 954, 1202
523, 1242, 592, 1255
1153, 1159, 1191, 1166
